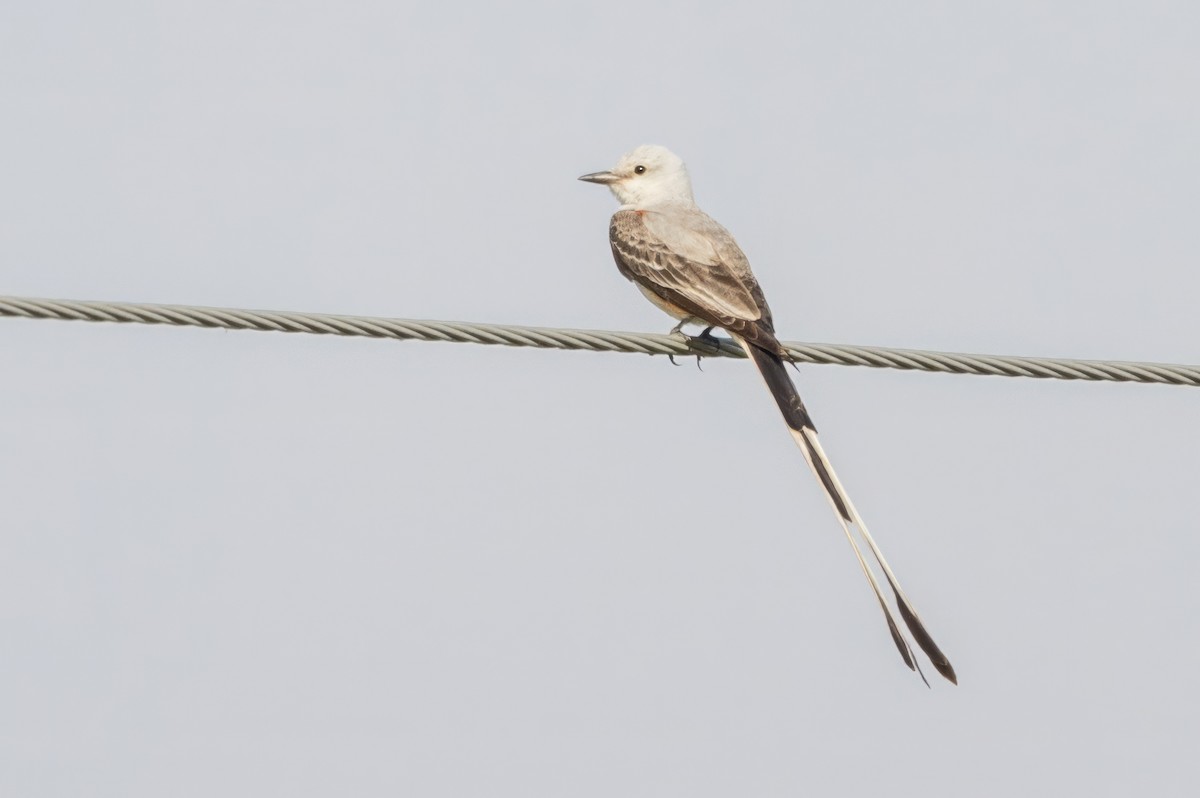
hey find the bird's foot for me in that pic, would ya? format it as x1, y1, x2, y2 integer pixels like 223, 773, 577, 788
667, 323, 722, 370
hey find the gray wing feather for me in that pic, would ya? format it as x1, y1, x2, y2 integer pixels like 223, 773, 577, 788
610, 209, 777, 341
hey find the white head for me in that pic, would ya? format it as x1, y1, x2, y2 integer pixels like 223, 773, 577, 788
578, 144, 695, 208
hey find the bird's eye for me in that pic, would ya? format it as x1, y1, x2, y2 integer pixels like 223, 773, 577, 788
634, 165, 646, 174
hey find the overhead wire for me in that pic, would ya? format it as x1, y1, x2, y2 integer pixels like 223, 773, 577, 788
3, 295, 1197, 388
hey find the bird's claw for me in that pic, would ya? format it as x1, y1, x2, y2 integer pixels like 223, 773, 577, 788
667, 323, 722, 370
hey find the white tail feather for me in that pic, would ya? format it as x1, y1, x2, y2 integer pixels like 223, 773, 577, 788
794, 423, 955, 683
788, 426, 924, 680
733, 335, 954, 683
800, 429, 927, 621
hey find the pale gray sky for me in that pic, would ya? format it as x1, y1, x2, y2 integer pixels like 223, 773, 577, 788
2, 2, 1198, 795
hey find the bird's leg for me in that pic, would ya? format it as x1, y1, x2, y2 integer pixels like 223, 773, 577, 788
668, 321, 721, 368
667, 320, 693, 367
692, 326, 722, 369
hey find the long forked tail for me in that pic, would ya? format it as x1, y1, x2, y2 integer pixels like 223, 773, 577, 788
736, 336, 957, 685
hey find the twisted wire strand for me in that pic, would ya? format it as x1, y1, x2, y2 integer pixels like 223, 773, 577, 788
3, 295, 1198, 388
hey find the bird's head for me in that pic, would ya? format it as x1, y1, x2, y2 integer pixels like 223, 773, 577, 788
578, 144, 695, 208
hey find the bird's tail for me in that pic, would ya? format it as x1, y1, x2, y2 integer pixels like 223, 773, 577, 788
737, 337, 956, 685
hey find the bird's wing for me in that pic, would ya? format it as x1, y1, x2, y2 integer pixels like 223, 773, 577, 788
610, 208, 779, 345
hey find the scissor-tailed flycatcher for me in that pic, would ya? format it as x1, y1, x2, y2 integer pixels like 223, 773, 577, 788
580, 145, 956, 684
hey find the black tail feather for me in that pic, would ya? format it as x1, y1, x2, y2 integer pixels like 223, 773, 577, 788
742, 343, 814, 430
895, 592, 958, 684
743, 344, 852, 522
740, 336, 957, 685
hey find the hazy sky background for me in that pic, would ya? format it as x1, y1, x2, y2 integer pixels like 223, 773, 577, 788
2, 2, 1198, 795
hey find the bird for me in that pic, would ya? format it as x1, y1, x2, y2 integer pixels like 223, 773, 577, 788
579, 144, 956, 684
